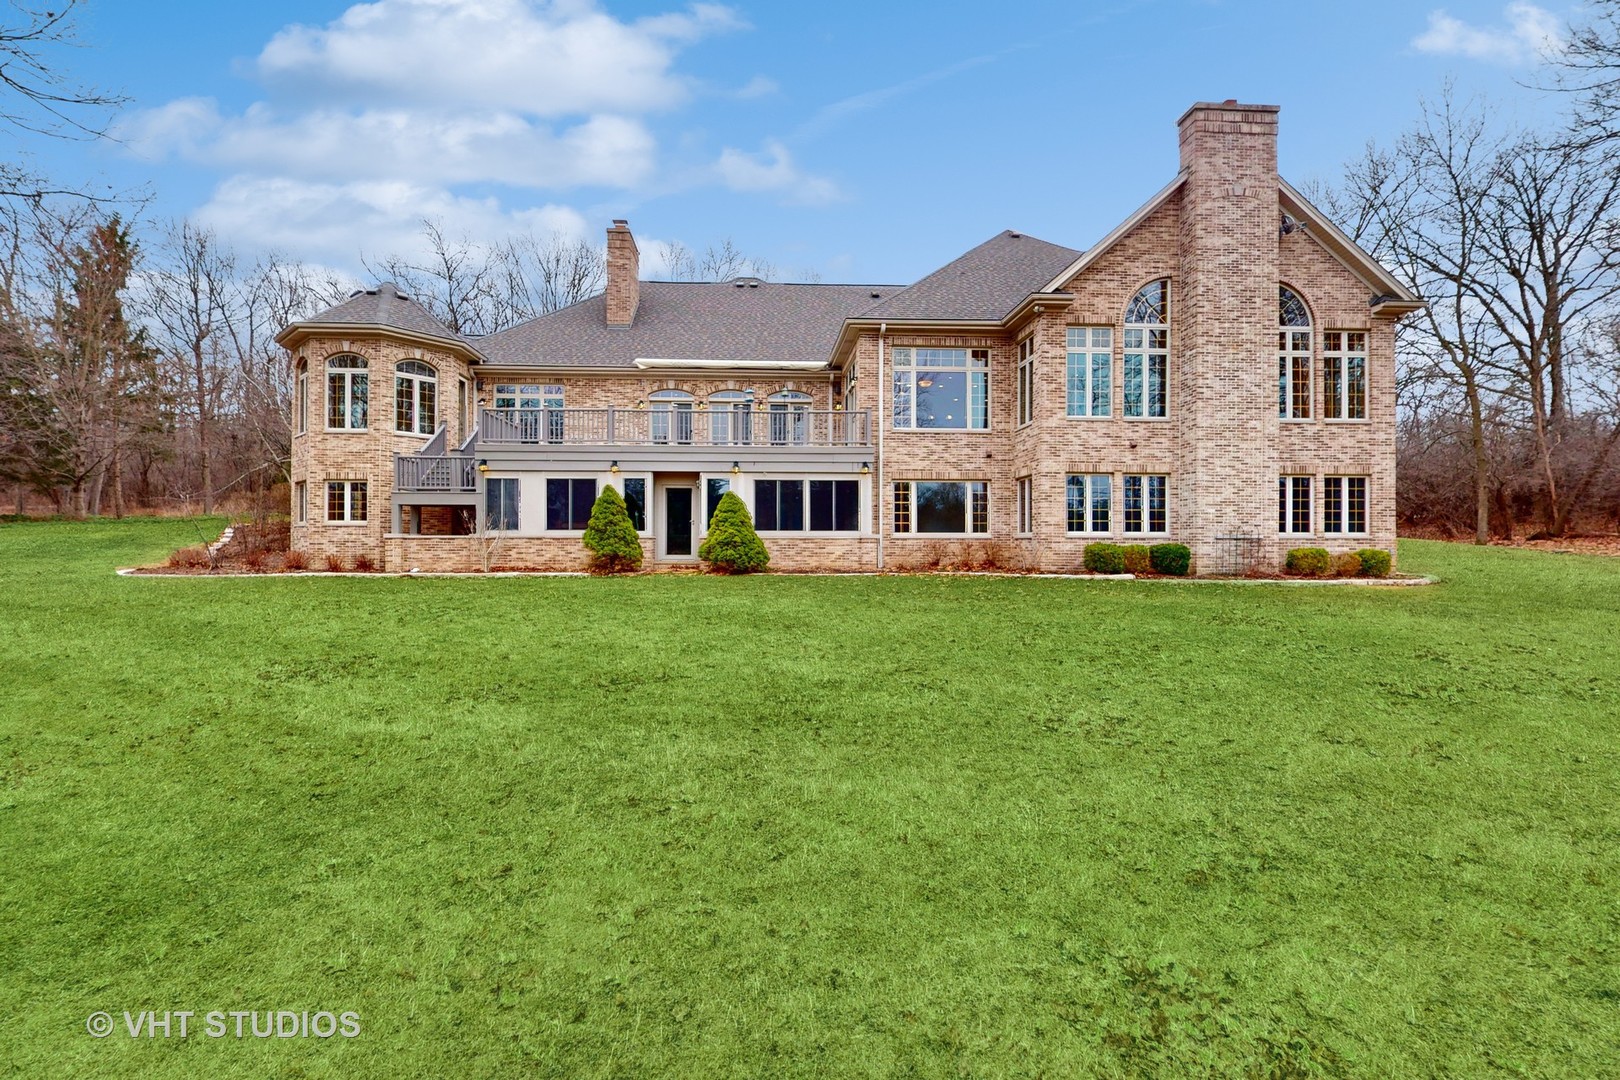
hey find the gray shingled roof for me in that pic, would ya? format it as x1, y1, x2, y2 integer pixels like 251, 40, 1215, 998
477, 280, 900, 368
298, 282, 464, 345
861, 231, 1081, 322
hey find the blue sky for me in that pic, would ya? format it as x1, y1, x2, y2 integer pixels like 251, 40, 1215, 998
26, 0, 1581, 284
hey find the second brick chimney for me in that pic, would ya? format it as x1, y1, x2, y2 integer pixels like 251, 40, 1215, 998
605, 220, 640, 328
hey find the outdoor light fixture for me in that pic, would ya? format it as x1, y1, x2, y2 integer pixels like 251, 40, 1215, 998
731, 461, 741, 475
477, 459, 489, 474
861, 462, 871, 474
610, 461, 620, 474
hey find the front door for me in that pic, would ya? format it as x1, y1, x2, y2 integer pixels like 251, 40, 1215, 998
664, 486, 695, 557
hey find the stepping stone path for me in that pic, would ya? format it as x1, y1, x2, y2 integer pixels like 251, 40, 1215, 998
207, 525, 236, 558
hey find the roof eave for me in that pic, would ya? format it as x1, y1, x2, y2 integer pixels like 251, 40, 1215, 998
1041, 170, 1189, 291
1278, 179, 1421, 305
277, 320, 484, 361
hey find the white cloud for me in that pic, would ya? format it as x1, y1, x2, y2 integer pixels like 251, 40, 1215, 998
1412, 3, 1564, 65
192, 174, 591, 266
256, 0, 741, 114
716, 140, 840, 205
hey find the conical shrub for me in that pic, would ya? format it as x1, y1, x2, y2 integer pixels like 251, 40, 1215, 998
582, 484, 643, 573
698, 490, 769, 573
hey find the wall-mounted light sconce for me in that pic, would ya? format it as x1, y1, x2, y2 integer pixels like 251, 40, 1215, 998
610, 460, 620, 474
860, 461, 871, 475
634, 400, 646, 409
833, 403, 843, 411
477, 459, 489, 474
731, 461, 741, 475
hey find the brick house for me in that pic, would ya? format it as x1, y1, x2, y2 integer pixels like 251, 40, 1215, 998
278, 101, 1421, 574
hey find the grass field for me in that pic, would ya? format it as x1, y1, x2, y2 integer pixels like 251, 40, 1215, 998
2, 519, 1617, 1078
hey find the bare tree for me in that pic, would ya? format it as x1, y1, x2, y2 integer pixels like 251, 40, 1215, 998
653, 237, 775, 282
1551, 0, 1620, 147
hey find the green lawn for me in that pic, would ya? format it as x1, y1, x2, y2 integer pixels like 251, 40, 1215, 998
2, 520, 1617, 1078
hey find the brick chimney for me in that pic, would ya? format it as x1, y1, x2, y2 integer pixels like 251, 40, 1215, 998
605, 219, 639, 328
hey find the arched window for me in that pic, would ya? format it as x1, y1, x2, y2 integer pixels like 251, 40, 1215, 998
709, 390, 752, 445
326, 354, 368, 431
395, 360, 437, 435
767, 390, 812, 445
649, 389, 694, 445
1279, 286, 1312, 419
1123, 280, 1168, 418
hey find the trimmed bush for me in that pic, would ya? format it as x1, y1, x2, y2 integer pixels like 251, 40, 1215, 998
699, 491, 769, 573
1331, 552, 1362, 578
1149, 543, 1192, 576
1285, 547, 1332, 577
582, 485, 643, 573
1083, 542, 1126, 574
1122, 545, 1152, 575
1355, 548, 1392, 578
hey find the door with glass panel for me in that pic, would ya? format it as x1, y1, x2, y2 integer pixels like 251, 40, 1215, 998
767, 391, 811, 445
662, 486, 695, 557
650, 390, 695, 445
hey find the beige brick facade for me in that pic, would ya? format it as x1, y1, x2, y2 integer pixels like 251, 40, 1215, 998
281, 101, 1414, 575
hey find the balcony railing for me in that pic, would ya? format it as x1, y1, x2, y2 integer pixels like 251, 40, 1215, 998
478, 407, 871, 448
395, 453, 478, 492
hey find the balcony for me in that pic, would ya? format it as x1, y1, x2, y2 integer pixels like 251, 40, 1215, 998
477, 407, 871, 449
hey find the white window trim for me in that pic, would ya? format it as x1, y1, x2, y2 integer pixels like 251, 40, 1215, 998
1279, 330, 1313, 422
1279, 475, 1314, 535
1065, 327, 1113, 419
748, 475, 869, 536
325, 356, 369, 433
890, 480, 991, 537
324, 480, 368, 525
1322, 474, 1370, 536
394, 360, 438, 436
1121, 473, 1169, 536
1015, 337, 1035, 429
1123, 282, 1170, 421
295, 370, 308, 436
1322, 330, 1370, 423
1065, 473, 1113, 535
293, 481, 307, 524
1015, 476, 1033, 536
889, 346, 992, 432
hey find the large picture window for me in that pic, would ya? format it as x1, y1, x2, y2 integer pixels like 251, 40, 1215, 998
892, 481, 989, 534
756, 479, 859, 532
1278, 287, 1312, 420
1323, 331, 1368, 420
545, 478, 596, 531
326, 354, 368, 430
1123, 281, 1168, 419
1279, 476, 1313, 534
1066, 327, 1112, 417
891, 347, 989, 430
395, 360, 438, 435
325, 480, 367, 522
1122, 474, 1167, 534
486, 477, 520, 531
1322, 475, 1368, 534
1066, 474, 1111, 534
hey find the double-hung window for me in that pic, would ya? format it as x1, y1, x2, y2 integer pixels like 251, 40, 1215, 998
1279, 476, 1312, 534
893, 481, 989, 534
1122, 474, 1167, 534
1015, 338, 1035, 427
1322, 476, 1368, 534
1066, 474, 1112, 533
545, 478, 596, 531
1066, 327, 1112, 417
326, 355, 368, 430
326, 480, 367, 523
1322, 331, 1368, 420
395, 360, 437, 435
1123, 281, 1169, 418
1278, 287, 1312, 419
891, 347, 989, 429
486, 478, 520, 531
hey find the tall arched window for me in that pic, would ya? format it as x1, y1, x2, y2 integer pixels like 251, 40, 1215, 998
1279, 286, 1312, 419
326, 354, 368, 431
768, 390, 812, 445
395, 360, 437, 434
709, 390, 752, 445
1123, 280, 1168, 418
649, 389, 694, 445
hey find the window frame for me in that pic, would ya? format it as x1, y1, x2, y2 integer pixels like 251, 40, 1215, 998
295, 365, 308, 436
1066, 473, 1113, 535
543, 476, 598, 533
1278, 287, 1313, 421
325, 480, 368, 524
1015, 337, 1035, 428
891, 480, 990, 536
1123, 281, 1170, 420
394, 359, 438, 436
1015, 476, 1033, 536
1065, 326, 1113, 418
1278, 475, 1313, 535
485, 477, 521, 532
325, 354, 369, 432
1122, 473, 1168, 535
890, 347, 991, 431
753, 477, 862, 534
1322, 475, 1369, 535
1322, 331, 1369, 422
293, 481, 307, 524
